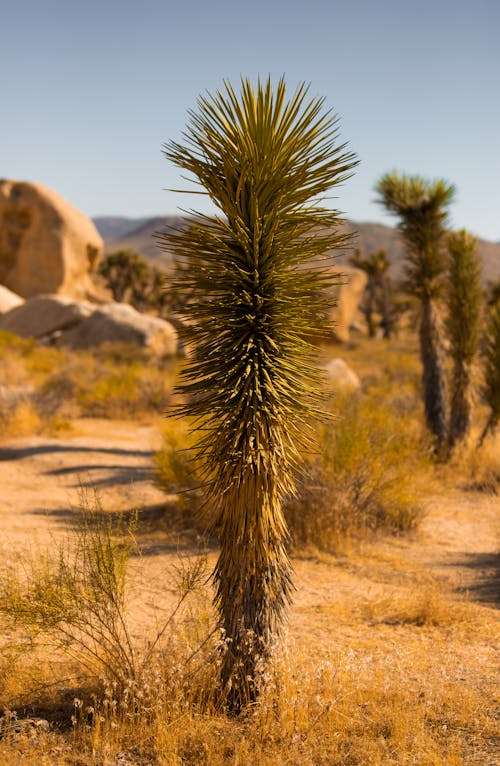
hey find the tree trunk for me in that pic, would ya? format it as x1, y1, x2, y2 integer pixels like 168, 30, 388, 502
379, 277, 392, 339
449, 360, 473, 449
213, 472, 292, 713
366, 280, 377, 337
419, 298, 449, 449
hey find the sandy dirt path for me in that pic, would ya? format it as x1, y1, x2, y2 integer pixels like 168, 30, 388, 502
0, 419, 498, 648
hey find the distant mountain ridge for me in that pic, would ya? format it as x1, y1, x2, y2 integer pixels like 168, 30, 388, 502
93, 216, 500, 285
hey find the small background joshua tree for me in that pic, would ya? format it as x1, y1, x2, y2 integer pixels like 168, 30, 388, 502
350, 248, 392, 338
376, 173, 455, 449
98, 249, 151, 305
98, 249, 174, 316
161, 76, 357, 712
446, 229, 482, 450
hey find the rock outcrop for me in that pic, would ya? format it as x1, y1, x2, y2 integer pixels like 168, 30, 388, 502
329, 266, 367, 342
0, 295, 94, 339
0, 295, 178, 356
0, 285, 24, 314
0, 179, 103, 299
59, 302, 178, 355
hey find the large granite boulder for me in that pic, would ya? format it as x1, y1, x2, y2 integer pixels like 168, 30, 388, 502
0, 296, 178, 355
329, 266, 367, 342
58, 302, 178, 355
0, 285, 24, 314
0, 179, 103, 299
0, 295, 94, 339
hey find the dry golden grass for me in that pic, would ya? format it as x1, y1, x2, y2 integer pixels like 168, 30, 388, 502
449, 436, 500, 495
0, 333, 498, 764
0, 331, 178, 436
0, 497, 498, 766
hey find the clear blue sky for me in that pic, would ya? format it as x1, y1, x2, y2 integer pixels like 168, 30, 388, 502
2, 0, 499, 241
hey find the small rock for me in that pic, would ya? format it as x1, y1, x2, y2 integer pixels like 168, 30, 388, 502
323, 358, 361, 391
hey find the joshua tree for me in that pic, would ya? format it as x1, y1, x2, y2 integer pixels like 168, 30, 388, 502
376, 173, 455, 449
350, 248, 392, 337
162, 77, 356, 711
479, 299, 500, 446
446, 229, 482, 449
98, 249, 151, 307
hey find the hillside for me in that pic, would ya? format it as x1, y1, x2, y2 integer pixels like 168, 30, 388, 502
93, 215, 500, 285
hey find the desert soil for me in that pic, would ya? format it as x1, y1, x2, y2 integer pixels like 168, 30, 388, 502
0, 417, 498, 664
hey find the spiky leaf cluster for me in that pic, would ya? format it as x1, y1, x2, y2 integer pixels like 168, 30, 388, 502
350, 248, 389, 279
162, 78, 356, 493
376, 173, 455, 299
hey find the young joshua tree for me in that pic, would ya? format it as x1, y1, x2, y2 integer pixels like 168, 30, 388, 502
446, 229, 482, 449
479, 299, 500, 446
162, 77, 356, 712
376, 173, 455, 449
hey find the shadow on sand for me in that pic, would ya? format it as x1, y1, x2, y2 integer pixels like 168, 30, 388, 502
0, 444, 152, 461
452, 551, 500, 608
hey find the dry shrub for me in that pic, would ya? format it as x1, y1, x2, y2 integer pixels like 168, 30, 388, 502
360, 584, 476, 628
458, 436, 500, 494
0, 490, 213, 699
0, 393, 70, 438
287, 393, 428, 553
153, 419, 211, 538
0, 331, 178, 434
40, 352, 176, 420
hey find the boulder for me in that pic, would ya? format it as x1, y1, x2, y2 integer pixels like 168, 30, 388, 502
0, 285, 24, 314
0, 179, 103, 299
58, 302, 178, 355
0, 295, 94, 339
323, 358, 361, 391
329, 266, 367, 342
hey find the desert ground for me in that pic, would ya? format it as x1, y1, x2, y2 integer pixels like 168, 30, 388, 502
0, 412, 498, 765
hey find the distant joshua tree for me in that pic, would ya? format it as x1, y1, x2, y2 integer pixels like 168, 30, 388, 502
376, 173, 455, 449
98, 249, 151, 306
350, 248, 392, 338
446, 229, 482, 449
99, 249, 173, 316
479, 299, 500, 446
162, 77, 356, 712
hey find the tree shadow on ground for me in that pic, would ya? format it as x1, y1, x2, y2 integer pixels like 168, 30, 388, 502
0, 445, 152, 461
451, 552, 500, 608
44, 464, 154, 486
30, 500, 215, 554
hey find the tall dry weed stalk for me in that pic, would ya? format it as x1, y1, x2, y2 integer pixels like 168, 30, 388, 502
0, 489, 211, 694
